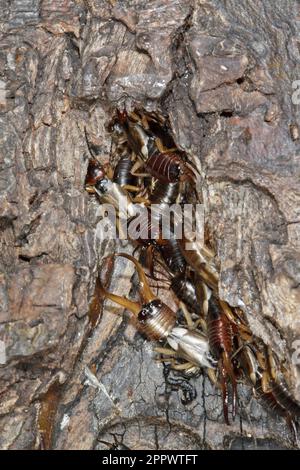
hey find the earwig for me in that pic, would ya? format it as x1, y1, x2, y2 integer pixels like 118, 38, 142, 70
85, 159, 137, 218
179, 237, 219, 292
159, 238, 187, 274
99, 253, 215, 370
113, 157, 138, 188
254, 380, 288, 418
100, 253, 176, 341
207, 296, 237, 425
116, 109, 156, 160
116, 110, 196, 184
149, 180, 180, 205
144, 151, 195, 184
85, 158, 107, 193
254, 371, 300, 448
252, 348, 300, 422
270, 379, 300, 418
170, 273, 200, 313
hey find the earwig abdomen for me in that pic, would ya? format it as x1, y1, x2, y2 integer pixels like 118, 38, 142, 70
171, 274, 199, 313
159, 238, 187, 274
150, 181, 180, 204
113, 157, 137, 187
271, 380, 300, 418
207, 297, 233, 358
145, 152, 182, 183
137, 299, 176, 341
254, 383, 287, 417
207, 296, 237, 424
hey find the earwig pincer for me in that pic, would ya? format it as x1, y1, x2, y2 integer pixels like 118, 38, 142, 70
99, 254, 216, 370
207, 296, 238, 425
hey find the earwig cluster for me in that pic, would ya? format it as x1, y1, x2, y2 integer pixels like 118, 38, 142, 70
85, 108, 300, 435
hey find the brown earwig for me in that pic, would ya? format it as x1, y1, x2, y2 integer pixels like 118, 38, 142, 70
269, 379, 300, 419
116, 109, 156, 160
149, 180, 180, 205
99, 254, 215, 369
179, 236, 219, 292
85, 159, 137, 219
159, 237, 187, 275
207, 296, 237, 425
144, 151, 196, 184
100, 253, 176, 341
116, 110, 197, 184
171, 273, 201, 314
253, 368, 300, 444
252, 348, 300, 423
113, 156, 138, 188
85, 158, 107, 194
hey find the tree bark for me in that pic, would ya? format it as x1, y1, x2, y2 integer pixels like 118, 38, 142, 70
0, 0, 299, 450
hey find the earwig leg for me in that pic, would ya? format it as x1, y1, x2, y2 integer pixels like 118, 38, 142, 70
105, 164, 114, 180
193, 317, 207, 333
154, 347, 177, 356
267, 347, 277, 381
122, 184, 142, 193
179, 301, 194, 329
256, 350, 267, 370
141, 115, 149, 129
261, 371, 271, 393
116, 217, 127, 240
207, 368, 218, 385
131, 160, 150, 178
144, 245, 155, 278
171, 361, 195, 371
132, 197, 150, 204
131, 171, 152, 178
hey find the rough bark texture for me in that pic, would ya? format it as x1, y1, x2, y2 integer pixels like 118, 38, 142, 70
0, 0, 300, 450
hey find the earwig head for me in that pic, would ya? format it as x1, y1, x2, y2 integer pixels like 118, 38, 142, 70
138, 299, 162, 325
208, 295, 222, 321
85, 159, 108, 194
116, 109, 128, 125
